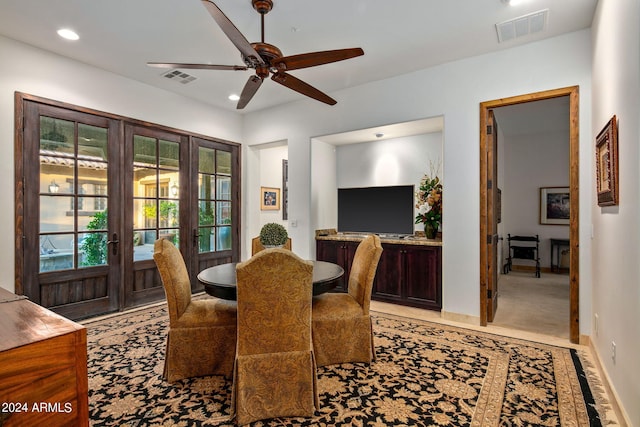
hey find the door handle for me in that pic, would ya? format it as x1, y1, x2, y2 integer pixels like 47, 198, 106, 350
193, 229, 200, 246
106, 233, 119, 255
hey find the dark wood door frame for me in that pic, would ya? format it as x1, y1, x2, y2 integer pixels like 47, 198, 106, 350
479, 86, 580, 343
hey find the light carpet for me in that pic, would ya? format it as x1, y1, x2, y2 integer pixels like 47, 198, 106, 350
493, 271, 570, 338
84, 303, 610, 426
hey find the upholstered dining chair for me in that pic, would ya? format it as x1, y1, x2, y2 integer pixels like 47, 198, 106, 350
251, 236, 292, 255
232, 248, 318, 426
153, 238, 237, 382
311, 234, 383, 367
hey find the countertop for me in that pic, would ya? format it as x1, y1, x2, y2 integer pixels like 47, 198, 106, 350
315, 230, 442, 247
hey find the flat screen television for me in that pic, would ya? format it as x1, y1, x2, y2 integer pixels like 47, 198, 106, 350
337, 185, 415, 235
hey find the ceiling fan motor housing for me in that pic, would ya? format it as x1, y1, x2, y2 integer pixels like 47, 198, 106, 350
242, 42, 282, 74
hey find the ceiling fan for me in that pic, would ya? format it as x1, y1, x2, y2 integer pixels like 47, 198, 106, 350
148, 0, 364, 109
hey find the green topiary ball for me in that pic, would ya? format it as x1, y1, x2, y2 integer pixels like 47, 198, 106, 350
259, 223, 288, 246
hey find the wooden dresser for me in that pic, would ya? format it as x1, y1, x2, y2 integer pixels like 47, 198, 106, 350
0, 287, 89, 426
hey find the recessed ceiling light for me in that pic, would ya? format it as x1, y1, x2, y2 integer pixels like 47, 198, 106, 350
228, 94, 240, 101
57, 28, 79, 40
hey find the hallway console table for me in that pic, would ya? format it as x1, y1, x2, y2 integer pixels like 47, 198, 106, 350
0, 287, 89, 427
316, 230, 442, 311
550, 238, 570, 273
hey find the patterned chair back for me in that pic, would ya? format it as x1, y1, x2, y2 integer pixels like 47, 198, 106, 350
251, 236, 292, 255
153, 238, 192, 321
348, 234, 383, 313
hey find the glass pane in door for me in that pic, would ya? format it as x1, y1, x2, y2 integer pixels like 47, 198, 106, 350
197, 146, 233, 253
133, 135, 181, 259
39, 117, 109, 272
217, 151, 231, 174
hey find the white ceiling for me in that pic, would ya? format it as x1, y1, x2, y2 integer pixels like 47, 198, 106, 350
493, 96, 570, 138
314, 116, 444, 146
0, 0, 597, 115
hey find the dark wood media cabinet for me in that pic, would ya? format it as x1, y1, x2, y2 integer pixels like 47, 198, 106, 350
316, 231, 442, 311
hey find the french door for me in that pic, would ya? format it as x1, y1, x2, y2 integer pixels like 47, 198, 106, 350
17, 95, 240, 320
123, 124, 189, 307
189, 137, 241, 281
20, 102, 121, 319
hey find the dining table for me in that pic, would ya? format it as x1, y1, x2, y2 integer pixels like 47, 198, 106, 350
198, 260, 344, 300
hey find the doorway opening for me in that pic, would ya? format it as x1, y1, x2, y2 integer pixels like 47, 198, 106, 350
479, 86, 580, 344
246, 141, 289, 260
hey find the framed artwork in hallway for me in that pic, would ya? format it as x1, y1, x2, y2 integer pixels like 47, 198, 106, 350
540, 187, 570, 225
595, 115, 619, 206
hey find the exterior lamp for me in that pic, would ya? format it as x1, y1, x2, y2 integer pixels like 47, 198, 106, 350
49, 181, 60, 193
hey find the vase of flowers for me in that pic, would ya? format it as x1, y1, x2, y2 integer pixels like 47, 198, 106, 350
415, 170, 442, 239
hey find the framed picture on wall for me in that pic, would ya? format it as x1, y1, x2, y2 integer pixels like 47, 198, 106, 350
260, 187, 280, 210
282, 160, 288, 220
540, 187, 570, 225
595, 115, 619, 206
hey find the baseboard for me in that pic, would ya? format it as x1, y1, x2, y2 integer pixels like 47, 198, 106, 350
507, 265, 569, 274
588, 339, 631, 426
441, 310, 480, 326
578, 334, 591, 346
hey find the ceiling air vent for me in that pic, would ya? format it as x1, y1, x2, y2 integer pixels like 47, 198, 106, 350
496, 9, 548, 43
161, 69, 197, 84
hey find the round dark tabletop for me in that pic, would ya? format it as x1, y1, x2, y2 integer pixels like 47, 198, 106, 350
197, 260, 344, 300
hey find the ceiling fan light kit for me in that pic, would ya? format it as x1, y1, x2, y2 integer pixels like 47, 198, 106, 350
148, 0, 364, 109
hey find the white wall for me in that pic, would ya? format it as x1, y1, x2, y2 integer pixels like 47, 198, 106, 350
252, 143, 288, 256
336, 134, 442, 188
591, 0, 640, 424
500, 130, 570, 268
0, 36, 243, 292
242, 29, 593, 329
311, 140, 338, 233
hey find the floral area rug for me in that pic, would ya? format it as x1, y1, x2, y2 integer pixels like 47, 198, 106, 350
84, 303, 609, 426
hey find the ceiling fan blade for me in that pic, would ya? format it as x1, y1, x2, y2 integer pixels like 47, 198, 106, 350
237, 75, 263, 109
273, 48, 364, 71
271, 72, 336, 105
201, 0, 264, 66
147, 62, 247, 71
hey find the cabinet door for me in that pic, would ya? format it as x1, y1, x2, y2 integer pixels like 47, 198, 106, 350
404, 246, 442, 309
336, 242, 359, 292
316, 240, 350, 292
372, 244, 403, 300
316, 240, 339, 264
